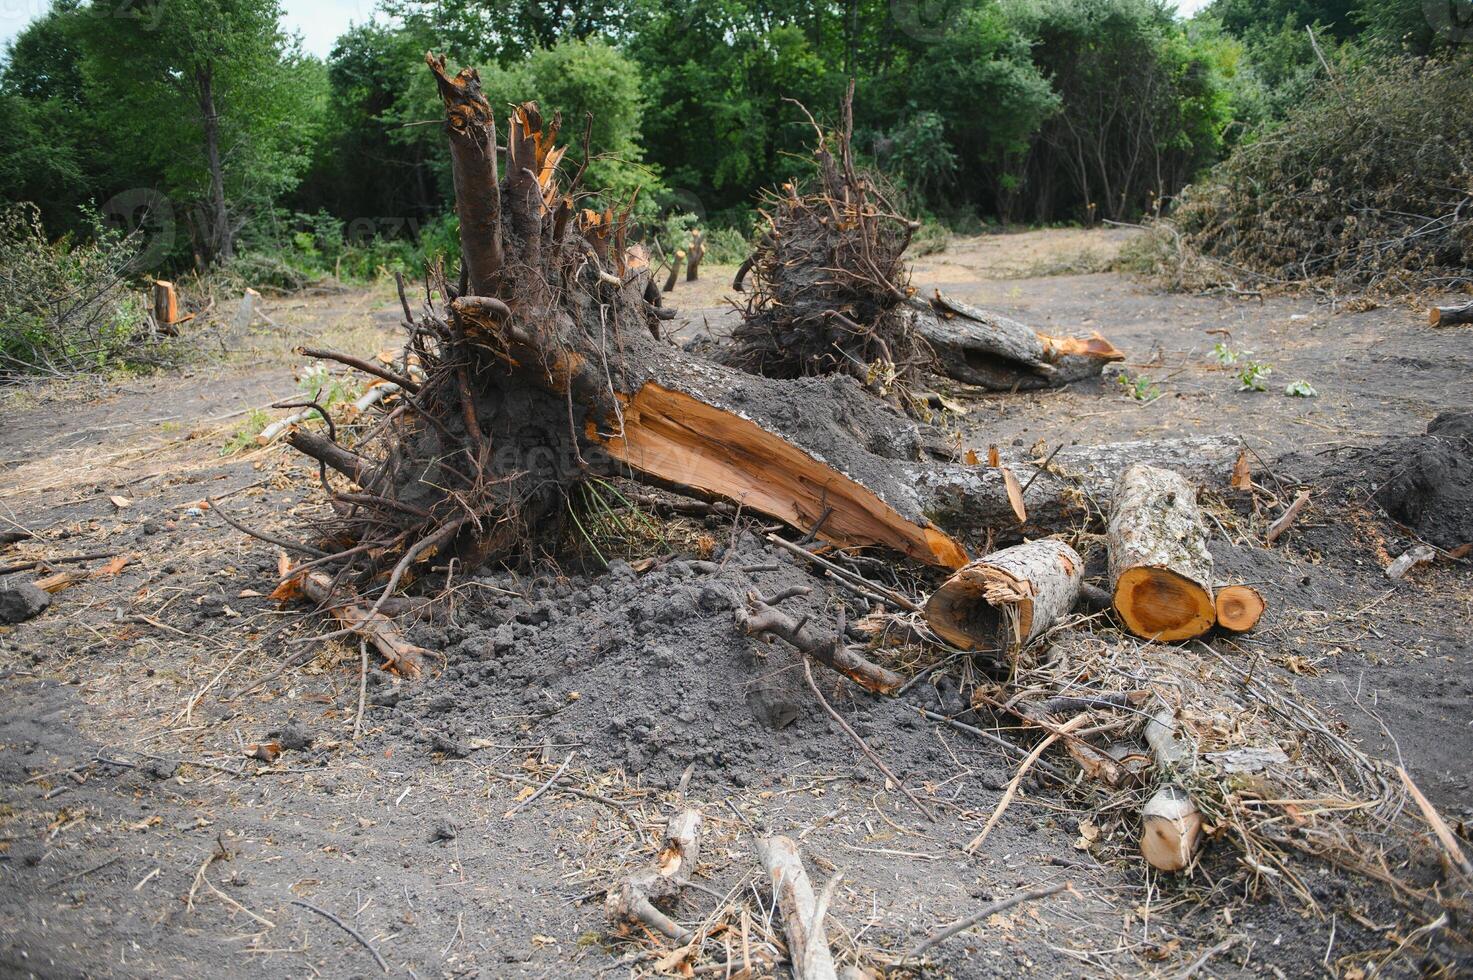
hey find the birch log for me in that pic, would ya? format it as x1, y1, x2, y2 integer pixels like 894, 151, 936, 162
1108, 464, 1216, 641
757, 836, 838, 980
1140, 711, 1202, 872
924, 539, 1083, 654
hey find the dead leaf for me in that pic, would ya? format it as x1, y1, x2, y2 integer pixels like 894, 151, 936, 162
128, 815, 163, 831
96, 556, 131, 577
245, 742, 282, 763
1230, 449, 1253, 491
531, 934, 558, 948
987, 444, 1000, 467
1001, 467, 1027, 524
964, 449, 980, 466
109, 495, 133, 510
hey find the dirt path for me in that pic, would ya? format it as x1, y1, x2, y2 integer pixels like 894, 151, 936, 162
2, 232, 1469, 978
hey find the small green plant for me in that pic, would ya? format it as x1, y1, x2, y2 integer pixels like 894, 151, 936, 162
1237, 360, 1273, 392
297, 363, 360, 409
1116, 371, 1161, 402
1210, 342, 1241, 367
221, 408, 270, 455
1284, 379, 1318, 397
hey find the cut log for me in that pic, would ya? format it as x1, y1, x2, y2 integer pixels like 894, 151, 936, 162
1108, 464, 1216, 642
1140, 710, 1202, 872
1214, 585, 1265, 632
664, 250, 685, 293
1141, 785, 1202, 873
1429, 301, 1473, 327
606, 808, 703, 942
918, 293, 1124, 391
686, 229, 704, 282
923, 539, 1083, 655
756, 836, 839, 980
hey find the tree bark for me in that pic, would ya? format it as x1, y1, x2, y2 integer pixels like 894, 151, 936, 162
196, 67, 232, 264
1429, 301, 1473, 327
1108, 464, 1216, 642
756, 836, 838, 980
606, 809, 703, 942
924, 539, 1083, 655
917, 293, 1123, 391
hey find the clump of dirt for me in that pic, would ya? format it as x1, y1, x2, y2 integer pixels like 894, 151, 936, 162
1369, 412, 1473, 550
379, 530, 931, 788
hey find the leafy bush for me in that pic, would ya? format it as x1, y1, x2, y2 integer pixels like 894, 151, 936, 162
1166, 54, 1473, 293
0, 203, 161, 380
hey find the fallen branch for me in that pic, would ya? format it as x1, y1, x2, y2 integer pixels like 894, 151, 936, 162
293, 569, 432, 679
607, 808, 704, 942
291, 899, 389, 973
904, 882, 1072, 959
964, 714, 1089, 853
1265, 489, 1311, 545
804, 658, 934, 820
737, 592, 904, 695
1428, 301, 1473, 327
756, 835, 839, 980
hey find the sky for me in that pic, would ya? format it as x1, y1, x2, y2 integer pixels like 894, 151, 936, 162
2, 0, 1217, 60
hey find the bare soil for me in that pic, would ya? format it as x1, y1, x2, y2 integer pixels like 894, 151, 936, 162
1, 230, 1470, 979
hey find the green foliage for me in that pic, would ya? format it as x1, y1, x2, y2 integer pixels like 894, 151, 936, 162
1284, 378, 1318, 397
1210, 342, 1242, 366
1171, 54, 1473, 291
1116, 371, 1162, 401
1237, 360, 1273, 391
0, 203, 160, 379
221, 408, 271, 455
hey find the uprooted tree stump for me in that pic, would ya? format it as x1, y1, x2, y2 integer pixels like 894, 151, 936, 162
727, 83, 926, 383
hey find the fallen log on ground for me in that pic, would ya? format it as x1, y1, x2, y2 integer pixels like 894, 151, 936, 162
916, 293, 1124, 391
756, 835, 839, 980
923, 539, 1083, 655
1429, 300, 1473, 327
1108, 463, 1217, 641
1140, 710, 1202, 872
607, 808, 703, 942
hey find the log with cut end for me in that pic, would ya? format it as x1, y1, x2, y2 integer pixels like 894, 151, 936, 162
924, 539, 1083, 654
917, 293, 1124, 391
1429, 301, 1473, 327
1139, 710, 1202, 872
1108, 464, 1216, 641
1215, 585, 1265, 632
1141, 785, 1202, 872
756, 836, 838, 980
607, 808, 703, 942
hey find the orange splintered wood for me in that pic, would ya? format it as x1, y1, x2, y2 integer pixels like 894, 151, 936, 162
1113, 566, 1216, 642
592, 382, 968, 569
153, 280, 178, 325
1215, 584, 1265, 632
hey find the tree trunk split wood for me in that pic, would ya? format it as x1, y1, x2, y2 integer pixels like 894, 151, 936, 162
924, 539, 1083, 654
917, 292, 1124, 391
1108, 464, 1216, 642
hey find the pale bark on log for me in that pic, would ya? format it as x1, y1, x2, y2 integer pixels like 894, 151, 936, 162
756, 836, 839, 980
1140, 711, 1202, 872
606, 808, 703, 942
917, 293, 1123, 391
1107, 464, 1216, 642
686, 229, 704, 282
924, 539, 1083, 654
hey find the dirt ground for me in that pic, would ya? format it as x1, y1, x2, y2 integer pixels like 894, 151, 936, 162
1, 228, 1470, 979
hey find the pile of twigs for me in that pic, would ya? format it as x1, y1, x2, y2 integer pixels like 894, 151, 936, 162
727, 83, 927, 382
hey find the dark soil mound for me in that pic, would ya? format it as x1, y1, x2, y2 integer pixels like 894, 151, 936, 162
376, 531, 940, 789
1373, 412, 1473, 550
